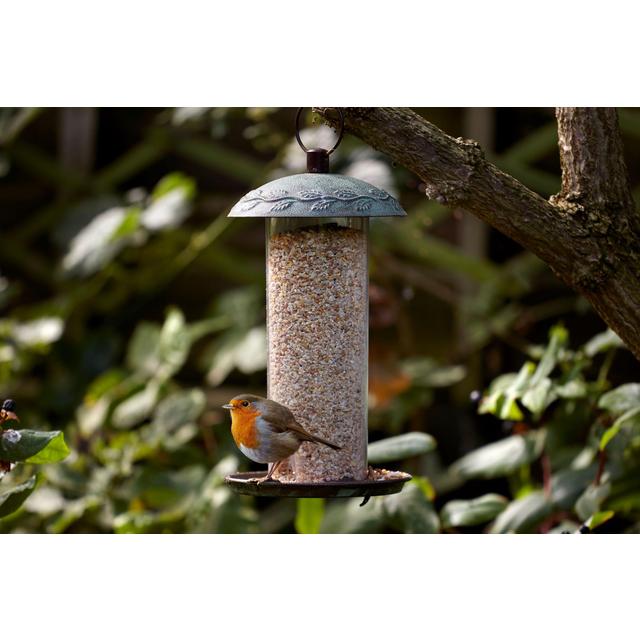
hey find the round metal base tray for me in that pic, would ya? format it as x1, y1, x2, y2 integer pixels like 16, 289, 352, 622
224, 470, 412, 503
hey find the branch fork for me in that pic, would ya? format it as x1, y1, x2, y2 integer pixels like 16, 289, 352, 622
315, 107, 640, 360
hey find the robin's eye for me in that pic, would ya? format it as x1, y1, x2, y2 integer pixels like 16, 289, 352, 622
241, 401, 249, 407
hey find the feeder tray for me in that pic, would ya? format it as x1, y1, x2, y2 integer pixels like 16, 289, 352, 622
224, 469, 412, 506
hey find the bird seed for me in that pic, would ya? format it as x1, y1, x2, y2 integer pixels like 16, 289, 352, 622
267, 224, 368, 482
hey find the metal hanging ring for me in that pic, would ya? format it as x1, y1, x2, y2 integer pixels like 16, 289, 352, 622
295, 107, 345, 155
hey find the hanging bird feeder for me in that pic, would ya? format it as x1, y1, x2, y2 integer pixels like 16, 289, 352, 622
224, 108, 411, 502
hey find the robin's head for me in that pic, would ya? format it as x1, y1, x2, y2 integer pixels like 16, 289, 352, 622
222, 394, 262, 413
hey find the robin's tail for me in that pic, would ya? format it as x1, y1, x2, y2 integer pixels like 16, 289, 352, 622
305, 432, 342, 451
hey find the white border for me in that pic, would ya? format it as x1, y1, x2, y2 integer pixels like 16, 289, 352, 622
4, 535, 638, 638
2, 1, 639, 105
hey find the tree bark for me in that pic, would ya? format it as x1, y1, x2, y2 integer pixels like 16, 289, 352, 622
315, 107, 640, 361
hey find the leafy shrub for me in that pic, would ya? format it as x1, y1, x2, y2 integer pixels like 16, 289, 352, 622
0, 400, 69, 519
3, 108, 640, 533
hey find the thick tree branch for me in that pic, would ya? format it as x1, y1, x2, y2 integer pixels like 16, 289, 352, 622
552, 107, 640, 359
315, 107, 640, 360
554, 108, 636, 216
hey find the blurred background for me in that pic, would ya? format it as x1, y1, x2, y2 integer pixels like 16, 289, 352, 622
1, 107, 639, 533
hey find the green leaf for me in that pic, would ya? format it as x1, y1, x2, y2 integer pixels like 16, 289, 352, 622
186, 459, 259, 534
489, 491, 553, 533
575, 483, 611, 521
450, 431, 546, 480
411, 475, 436, 501
479, 362, 535, 420
441, 493, 508, 528
295, 499, 325, 534
598, 384, 640, 415
479, 326, 568, 421
85, 369, 128, 402
187, 317, 232, 343
521, 377, 555, 418
27, 432, 70, 463
599, 407, 640, 450
131, 466, 206, 509
550, 467, 597, 509
22, 485, 66, 517
62, 206, 132, 277
12, 317, 64, 348
0, 430, 69, 463
206, 326, 267, 386
584, 510, 614, 531
76, 397, 110, 437
0, 476, 37, 518
600, 425, 621, 451
113, 505, 187, 534
153, 389, 205, 432
584, 329, 625, 357
142, 173, 195, 231
320, 498, 385, 534
127, 309, 192, 381
48, 495, 102, 534
158, 308, 190, 379
211, 286, 263, 330
368, 432, 436, 464
112, 207, 141, 239
555, 378, 588, 399
529, 324, 568, 385
127, 322, 162, 375
382, 480, 439, 533
400, 358, 466, 388
480, 372, 517, 397
112, 384, 160, 429
151, 172, 196, 201
162, 424, 200, 451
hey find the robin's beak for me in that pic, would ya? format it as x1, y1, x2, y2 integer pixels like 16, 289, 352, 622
222, 404, 233, 410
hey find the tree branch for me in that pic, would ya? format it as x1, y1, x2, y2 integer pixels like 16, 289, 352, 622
315, 107, 640, 360
554, 108, 636, 216
552, 108, 640, 359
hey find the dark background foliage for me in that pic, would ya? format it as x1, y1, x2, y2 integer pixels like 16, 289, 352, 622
1, 107, 639, 533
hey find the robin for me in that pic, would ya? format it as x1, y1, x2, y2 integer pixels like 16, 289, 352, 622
222, 394, 341, 482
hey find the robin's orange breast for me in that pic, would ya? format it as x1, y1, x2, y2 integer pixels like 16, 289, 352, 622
230, 407, 261, 449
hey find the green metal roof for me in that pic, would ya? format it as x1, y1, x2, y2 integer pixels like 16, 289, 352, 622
229, 173, 406, 218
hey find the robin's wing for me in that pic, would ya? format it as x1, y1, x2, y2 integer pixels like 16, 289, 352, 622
260, 402, 298, 433
261, 403, 315, 437
260, 402, 341, 450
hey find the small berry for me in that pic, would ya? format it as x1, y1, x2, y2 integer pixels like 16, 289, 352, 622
502, 420, 515, 434
2, 399, 16, 412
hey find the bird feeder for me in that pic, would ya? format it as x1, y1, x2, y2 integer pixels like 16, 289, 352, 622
225, 108, 411, 501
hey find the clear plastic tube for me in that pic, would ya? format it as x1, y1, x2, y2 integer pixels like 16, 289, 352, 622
267, 217, 368, 481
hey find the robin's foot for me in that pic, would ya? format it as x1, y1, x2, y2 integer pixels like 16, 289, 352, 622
247, 475, 277, 484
